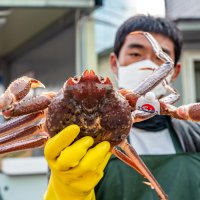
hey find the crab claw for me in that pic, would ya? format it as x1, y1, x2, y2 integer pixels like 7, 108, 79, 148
27, 77, 45, 89
0, 76, 45, 111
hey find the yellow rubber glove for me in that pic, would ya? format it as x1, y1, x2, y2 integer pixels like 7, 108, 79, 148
44, 124, 111, 200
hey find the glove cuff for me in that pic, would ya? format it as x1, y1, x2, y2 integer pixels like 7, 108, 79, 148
44, 175, 96, 200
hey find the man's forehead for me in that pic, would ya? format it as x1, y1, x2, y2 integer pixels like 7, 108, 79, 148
125, 33, 149, 44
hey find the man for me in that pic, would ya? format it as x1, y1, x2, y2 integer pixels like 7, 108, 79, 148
44, 15, 200, 200
95, 15, 200, 200
109, 14, 182, 155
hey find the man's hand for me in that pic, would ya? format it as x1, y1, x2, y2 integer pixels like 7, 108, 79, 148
44, 124, 111, 200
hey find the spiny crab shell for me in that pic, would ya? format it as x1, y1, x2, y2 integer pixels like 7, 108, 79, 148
46, 70, 132, 146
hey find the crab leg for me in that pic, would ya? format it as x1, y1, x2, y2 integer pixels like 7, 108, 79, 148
0, 135, 48, 154
118, 61, 174, 106
122, 88, 199, 122
159, 91, 180, 105
2, 92, 55, 118
0, 76, 55, 154
133, 61, 173, 96
111, 147, 143, 176
113, 140, 168, 200
176, 103, 200, 121
0, 123, 44, 144
140, 65, 178, 96
160, 102, 200, 122
119, 90, 157, 122
0, 110, 48, 154
140, 32, 174, 64
0, 111, 45, 135
130, 31, 174, 96
119, 89, 139, 109
162, 79, 178, 95
132, 110, 157, 123
131, 32, 173, 64
0, 76, 45, 111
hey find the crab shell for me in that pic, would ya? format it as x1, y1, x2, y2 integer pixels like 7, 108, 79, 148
46, 70, 132, 146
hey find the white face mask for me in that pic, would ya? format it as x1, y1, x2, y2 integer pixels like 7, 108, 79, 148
117, 59, 174, 98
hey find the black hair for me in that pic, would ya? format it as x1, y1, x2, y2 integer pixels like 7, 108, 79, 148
114, 14, 183, 65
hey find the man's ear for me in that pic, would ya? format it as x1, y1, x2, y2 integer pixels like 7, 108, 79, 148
109, 52, 118, 74
171, 63, 181, 81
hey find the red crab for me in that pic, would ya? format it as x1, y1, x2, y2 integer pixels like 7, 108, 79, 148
0, 32, 199, 200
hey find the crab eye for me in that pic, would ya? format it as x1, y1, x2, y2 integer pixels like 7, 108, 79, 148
73, 76, 80, 83
98, 76, 104, 82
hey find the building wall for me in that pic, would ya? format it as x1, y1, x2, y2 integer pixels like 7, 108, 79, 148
165, 0, 200, 105
165, 0, 200, 19
10, 25, 76, 93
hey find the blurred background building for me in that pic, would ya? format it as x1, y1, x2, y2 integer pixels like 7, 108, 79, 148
0, 0, 199, 199
165, 0, 200, 103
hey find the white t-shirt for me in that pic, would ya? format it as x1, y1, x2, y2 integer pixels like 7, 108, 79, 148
129, 127, 176, 155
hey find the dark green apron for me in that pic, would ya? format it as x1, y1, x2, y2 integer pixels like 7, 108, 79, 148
95, 123, 200, 200
95, 153, 200, 200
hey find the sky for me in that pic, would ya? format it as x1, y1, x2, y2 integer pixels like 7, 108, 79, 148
135, 0, 165, 16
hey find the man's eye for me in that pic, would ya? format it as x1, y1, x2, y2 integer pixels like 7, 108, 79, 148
129, 53, 141, 57
155, 57, 164, 65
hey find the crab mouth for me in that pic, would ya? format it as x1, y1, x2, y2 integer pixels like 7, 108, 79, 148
81, 99, 99, 113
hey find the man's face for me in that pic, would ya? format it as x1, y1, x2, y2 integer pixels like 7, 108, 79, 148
110, 32, 180, 81
119, 33, 175, 66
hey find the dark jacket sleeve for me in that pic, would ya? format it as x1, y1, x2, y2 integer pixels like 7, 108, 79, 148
171, 118, 200, 152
